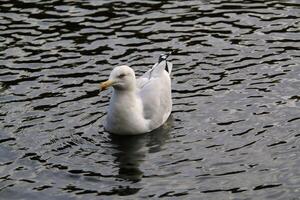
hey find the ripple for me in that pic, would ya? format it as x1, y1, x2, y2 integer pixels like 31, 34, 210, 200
0, 0, 300, 199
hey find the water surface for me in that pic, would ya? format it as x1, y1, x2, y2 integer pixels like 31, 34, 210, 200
1, 0, 300, 199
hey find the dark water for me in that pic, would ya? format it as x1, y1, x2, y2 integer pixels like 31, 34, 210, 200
1, 0, 300, 199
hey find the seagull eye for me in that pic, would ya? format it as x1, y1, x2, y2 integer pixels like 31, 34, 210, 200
118, 73, 126, 78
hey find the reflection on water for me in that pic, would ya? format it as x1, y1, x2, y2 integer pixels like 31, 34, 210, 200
110, 116, 172, 182
0, 0, 300, 199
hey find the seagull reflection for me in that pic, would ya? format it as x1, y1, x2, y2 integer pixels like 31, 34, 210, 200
109, 116, 173, 182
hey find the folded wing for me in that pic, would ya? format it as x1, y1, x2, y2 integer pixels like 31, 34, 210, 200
137, 58, 173, 130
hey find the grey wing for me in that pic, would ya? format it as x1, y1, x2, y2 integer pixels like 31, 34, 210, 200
138, 61, 172, 130
137, 60, 172, 89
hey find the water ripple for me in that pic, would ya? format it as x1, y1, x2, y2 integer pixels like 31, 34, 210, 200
0, 0, 300, 199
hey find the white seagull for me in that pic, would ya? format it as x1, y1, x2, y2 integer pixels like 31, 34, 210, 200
100, 54, 173, 135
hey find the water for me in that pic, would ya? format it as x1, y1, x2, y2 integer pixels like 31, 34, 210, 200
0, 0, 300, 199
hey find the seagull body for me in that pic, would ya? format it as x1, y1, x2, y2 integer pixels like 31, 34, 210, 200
100, 55, 172, 135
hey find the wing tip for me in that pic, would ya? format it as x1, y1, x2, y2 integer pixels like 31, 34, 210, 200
158, 51, 173, 63
158, 51, 174, 74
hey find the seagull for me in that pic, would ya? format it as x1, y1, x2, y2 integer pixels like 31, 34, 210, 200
100, 53, 173, 135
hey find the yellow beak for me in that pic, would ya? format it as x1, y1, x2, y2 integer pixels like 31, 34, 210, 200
99, 80, 114, 91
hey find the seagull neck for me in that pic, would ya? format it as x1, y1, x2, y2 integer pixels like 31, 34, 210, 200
112, 88, 139, 108
113, 87, 137, 97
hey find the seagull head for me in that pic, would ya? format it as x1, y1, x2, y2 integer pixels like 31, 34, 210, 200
100, 65, 136, 91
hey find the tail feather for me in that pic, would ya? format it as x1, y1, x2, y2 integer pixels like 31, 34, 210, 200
158, 52, 172, 75
165, 61, 172, 75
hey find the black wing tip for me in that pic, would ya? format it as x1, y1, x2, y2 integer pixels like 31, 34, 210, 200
158, 51, 174, 73
158, 51, 174, 63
